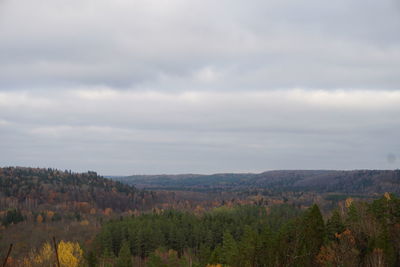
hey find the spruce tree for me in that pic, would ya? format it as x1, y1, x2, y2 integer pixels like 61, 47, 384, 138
300, 204, 325, 266
221, 231, 238, 266
85, 251, 98, 267
116, 240, 132, 267
326, 209, 345, 241
238, 226, 259, 267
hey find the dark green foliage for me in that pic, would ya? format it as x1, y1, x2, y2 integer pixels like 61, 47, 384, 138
347, 203, 359, 223
271, 205, 325, 266
209, 245, 222, 264
369, 193, 400, 224
147, 252, 165, 267
93, 205, 315, 266
116, 240, 132, 267
221, 231, 238, 266
197, 244, 211, 266
325, 209, 345, 241
237, 226, 260, 267
90, 194, 400, 267
367, 194, 400, 266
257, 225, 274, 266
301, 204, 325, 265
1, 208, 24, 226
85, 250, 98, 267
147, 248, 190, 267
267, 203, 302, 231
51, 212, 62, 221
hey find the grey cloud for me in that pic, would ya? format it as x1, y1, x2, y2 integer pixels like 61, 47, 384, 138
1, 0, 400, 90
0, 89, 399, 174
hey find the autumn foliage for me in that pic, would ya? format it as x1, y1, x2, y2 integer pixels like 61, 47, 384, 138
19, 240, 83, 267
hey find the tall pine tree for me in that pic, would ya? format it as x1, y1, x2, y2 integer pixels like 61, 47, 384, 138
116, 240, 132, 267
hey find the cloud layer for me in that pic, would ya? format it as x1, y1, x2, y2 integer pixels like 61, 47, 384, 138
1, 0, 400, 90
0, 0, 399, 174
0, 89, 399, 174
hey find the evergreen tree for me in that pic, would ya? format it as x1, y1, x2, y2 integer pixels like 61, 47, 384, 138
221, 231, 238, 266
326, 209, 345, 241
301, 204, 325, 265
258, 225, 274, 267
198, 243, 212, 266
147, 252, 164, 267
209, 245, 223, 265
347, 203, 359, 223
85, 250, 98, 267
116, 240, 132, 267
1, 208, 24, 226
238, 226, 259, 267
102, 247, 116, 262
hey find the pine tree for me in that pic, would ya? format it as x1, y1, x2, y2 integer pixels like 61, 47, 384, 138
198, 244, 212, 267
2, 209, 24, 226
326, 209, 345, 241
238, 226, 260, 267
258, 225, 274, 267
147, 252, 164, 267
299, 204, 325, 266
209, 245, 223, 265
116, 240, 132, 267
85, 250, 98, 267
221, 231, 238, 266
347, 203, 359, 223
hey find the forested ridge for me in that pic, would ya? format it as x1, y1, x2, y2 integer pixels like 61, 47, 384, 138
0, 167, 154, 211
0, 167, 158, 262
117, 169, 400, 194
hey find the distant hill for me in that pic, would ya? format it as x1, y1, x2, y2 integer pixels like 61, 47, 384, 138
0, 167, 153, 212
114, 169, 400, 194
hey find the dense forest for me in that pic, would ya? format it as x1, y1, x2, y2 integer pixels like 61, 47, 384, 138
88, 193, 400, 266
116, 170, 400, 194
0, 167, 155, 212
0, 167, 158, 260
1, 167, 400, 266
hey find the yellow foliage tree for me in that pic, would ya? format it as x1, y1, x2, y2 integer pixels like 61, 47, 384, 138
26, 240, 83, 267
22, 257, 33, 267
33, 242, 52, 265
58, 240, 83, 267
345, 198, 354, 208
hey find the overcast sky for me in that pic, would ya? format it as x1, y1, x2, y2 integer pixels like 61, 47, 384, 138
1, 0, 399, 175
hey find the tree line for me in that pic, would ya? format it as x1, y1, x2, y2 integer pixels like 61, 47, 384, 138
89, 193, 400, 266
